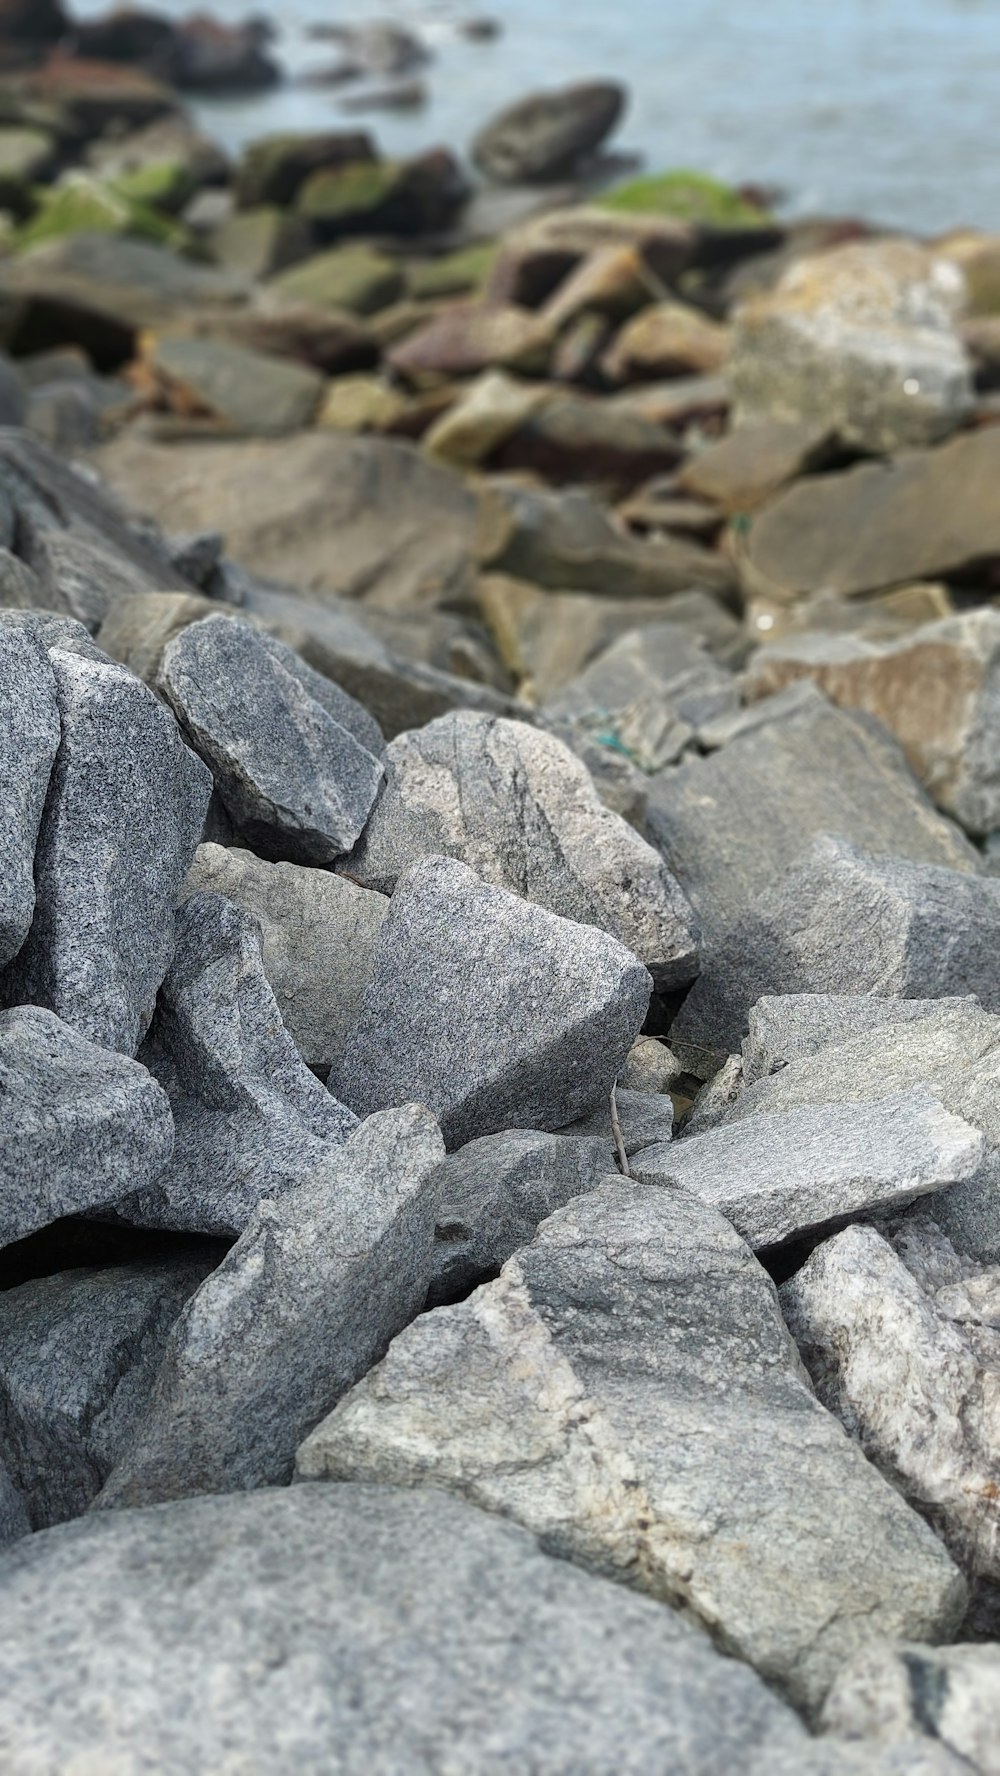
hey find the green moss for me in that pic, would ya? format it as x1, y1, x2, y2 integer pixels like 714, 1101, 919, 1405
599, 169, 770, 226
16, 173, 182, 252
267, 243, 405, 316
296, 160, 401, 225
112, 158, 196, 217
407, 241, 499, 301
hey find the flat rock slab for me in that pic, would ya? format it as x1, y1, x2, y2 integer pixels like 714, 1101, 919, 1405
332, 855, 652, 1148
159, 615, 384, 866
138, 333, 324, 435
633, 1088, 983, 1248
5, 647, 212, 1056
0, 1487, 933, 1776
299, 1181, 965, 1715
346, 712, 699, 989
0, 626, 59, 968
822, 1640, 1000, 1775
117, 892, 357, 1236
743, 993, 984, 1087
0, 1005, 173, 1250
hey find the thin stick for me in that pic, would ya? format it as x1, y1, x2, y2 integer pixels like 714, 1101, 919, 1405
610, 1083, 631, 1179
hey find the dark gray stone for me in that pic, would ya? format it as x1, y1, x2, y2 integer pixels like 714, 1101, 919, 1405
158, 614, 384, 865
743, 993, 984, 1087
0, 627, 59, 968
0, 1260, 213, 1531
347, 712, 699, 990
97, 1105, 444, 1506
562, 1086, 676, 1153
115, 893, 358, 1236
299, 1182, 966, 1715
5, 647, 212, 1056
332, 856, 652, 1148
0, 1006, 174, 1250
0, 1460, 28, 1551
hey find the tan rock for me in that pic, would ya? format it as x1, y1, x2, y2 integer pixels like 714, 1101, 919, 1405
424, 371, 549, 468
605, 301, 730, 381
486, 205, 695, 308
388, 302, 552, 386
679, 419, 836, 513
317, 374, 409, 433
540, 244, 659, 330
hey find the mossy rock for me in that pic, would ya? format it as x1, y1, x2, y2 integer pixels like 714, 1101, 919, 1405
267, 244, 405, 317
600, 169, 770, 227
297, 161, 403, 228
112, 158, 198, 218
15, 174, 181, 252
407, 242, 499, 301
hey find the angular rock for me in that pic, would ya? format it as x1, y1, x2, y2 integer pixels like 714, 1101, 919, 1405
182, 844, 388, 1074
296, 149, 465, 240
6, 648, 211, 1056
744, 610, 1000, 837
298, 1181, 966, 1714
424, 369, 548, 467
473, 81, 626, 184
266, 243, 404, 316
678, 418, 837, 512
730, 239, 972, 452
486, 205, 695, 306
605, 301, 730, 381
0, 626, 59, 969
562, 1085, 676, 1152
0, 1460, 28, 1552
96, 588, 220, 683
388, 302, 552, 384
159, 615, 383, 865
98, 1105, 444, 1506
133, 334, 324, 435
822, 1641, 1000, 1774
493, 391, 683, 493
633, 1088, 983, 1248
743, 993, 984, 1087
115, 893, 357, 1236
235, 131, 376, 209
333, 856, 652, 1147
0, 1006, 173, 1250
0, 1259, 213, 1532
0, 1484, 890, 1776
621, 1033, 680, 1092
347, 713, 698, 988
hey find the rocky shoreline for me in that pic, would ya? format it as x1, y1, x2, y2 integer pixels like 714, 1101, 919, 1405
0, 6, 999, 1774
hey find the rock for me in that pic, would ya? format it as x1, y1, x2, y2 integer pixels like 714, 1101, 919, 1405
6, 648, 211, 1057
600, 167, 773, 226
297, 149, 466, 240
743, 426, 1000, 603
0, 1461, 28, 1551
0, 1258, 213, 1531
346, 713, 699, 989
473, 81, 626, 184
563, 1084, 676, 1152
423, 368, 548, 466
685, 1051, 745, 1134
0, 126, 54, 209
96, 589, 220, 682
316, 372, 408, 433
3, 56, 179, 137
388, 302, 552, 384
200, 300, 377, 375
822, 1641, 1000, 1774
235, 131, 377, 209
298, 1180, 966, 1715
332, 855, 652, 1147
14, 169, 180, 253
115, 893, 358, 1236
609, 371, 731, 430
730, 239, 972, 452
604, 301, 730, 380
621, 1033, 680, 1092
0, 626, 59, 969
94, 432, 479, 612
406, 242, 499, 301
427, 1129, 615, 1305
317, 20, 430, 75
492, 391, 684, 493
171, 11, 278, 94
539, 243, 657, 331
673, 835, 1000, 1060
158, 615, 383, 866
781, 1220, 1000, 1584
132, 333, 324, 436
0, 1485, 891, 1776
743, 993, 983, 1087
486, 205, 695, 306
744, 611, 1000, 837
182, 843, 388, 1074
266, 243, 404, 317
0, 0, 66, 43
209, 206, 311, 282
86, 114, 230, 205
0, 1005, 173, 1250
633, 1088, 983, 1248
679, 418, 837, 512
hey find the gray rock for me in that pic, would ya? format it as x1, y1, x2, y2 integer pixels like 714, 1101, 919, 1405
0, 1006, 174, 1250
0, 1460, 28, 1551
0, 627, 59, 968
472, 80, 626, 183
182, 844, 388, 1074
0, 1484, 899, 1776
672, 833, 1000, 1061
822, 1640, 1000, 1775
620, 1033, 680, 1093
0, 607, 107, 659
114, 892, 356, 1235
332, 856, 652, 1148
0, 1260, 213, 1531
743, 993, 984, 1087
781, 1221, 1000, 1584
563, 1086, 676, 1154
97, 1105, 444, 1507
159, 614, 384, 865
5, 648, 212, 1056
684, 1053, 745, 1134
428, 1129, 615, 1305
346, 713, 699, 990
298, 1181, 966, 1715
633, 1089, 983, 1248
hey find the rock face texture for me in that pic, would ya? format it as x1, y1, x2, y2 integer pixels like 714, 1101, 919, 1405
822, 1641, 1000, 1774
332, 855, 652, 1147
297, 1182, 966, 1714
0, 627, 60, 969
346, 712, 699, 987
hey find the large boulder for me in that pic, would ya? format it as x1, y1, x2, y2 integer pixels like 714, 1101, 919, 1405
472, 81, 626, 184
0, 627, 59, 968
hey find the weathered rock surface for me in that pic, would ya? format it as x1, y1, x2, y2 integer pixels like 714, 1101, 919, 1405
563, 1086, 676, 1153
0, 1484, 902, 1776
98, 1106, 444, 1506
743, 993, 983, 1087
298, 1181, 966, 1714
0, 1259, 213, 1532
333, 856, 652, 1147
621, 1032, 680, 1093
6, 646, 212, 1055
744, 610, 1000, 837
472, 82, 626, 184
0, 1460, 28, 1551
633, 1089, 983, 1248
115, 893, 357, 1236
346, 713, 699, 988
678, 418, 836, 512
0, 626, 59, 968
0, 1005, 173, 1250
134, 333, 325, 435
159, 615, 383, 865
822, 1640, 1000, 1775
182, 844, 388, 1073
781, 1220, 1000, 1582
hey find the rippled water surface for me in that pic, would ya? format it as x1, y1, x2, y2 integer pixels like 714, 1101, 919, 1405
72, 0, 1000, 231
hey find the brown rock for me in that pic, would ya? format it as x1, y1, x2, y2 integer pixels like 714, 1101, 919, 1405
130, 333, 325, 436
471, 80, 625, 184
605, 301, 730, 381
388, 302, 552, 385
97, 589, 222, 683
174, 301, 377, 376
474, 574, 678, 695
485, 206, 695, 309
492, 391, 682, 492
0, 0, 66, 45
549, 311, 611, 385
423, 371, 548, 468
679, 419, 837, 513
608, 374, 731, 432
540, 245, 659, 331
3, 53, 179, 135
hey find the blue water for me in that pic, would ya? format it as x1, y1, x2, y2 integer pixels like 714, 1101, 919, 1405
73, 0, 1000, 232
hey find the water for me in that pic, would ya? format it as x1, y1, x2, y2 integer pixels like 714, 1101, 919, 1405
74, 0, 1000, 233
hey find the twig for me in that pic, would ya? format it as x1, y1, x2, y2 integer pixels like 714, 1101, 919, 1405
610, 1082, 631, 1179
